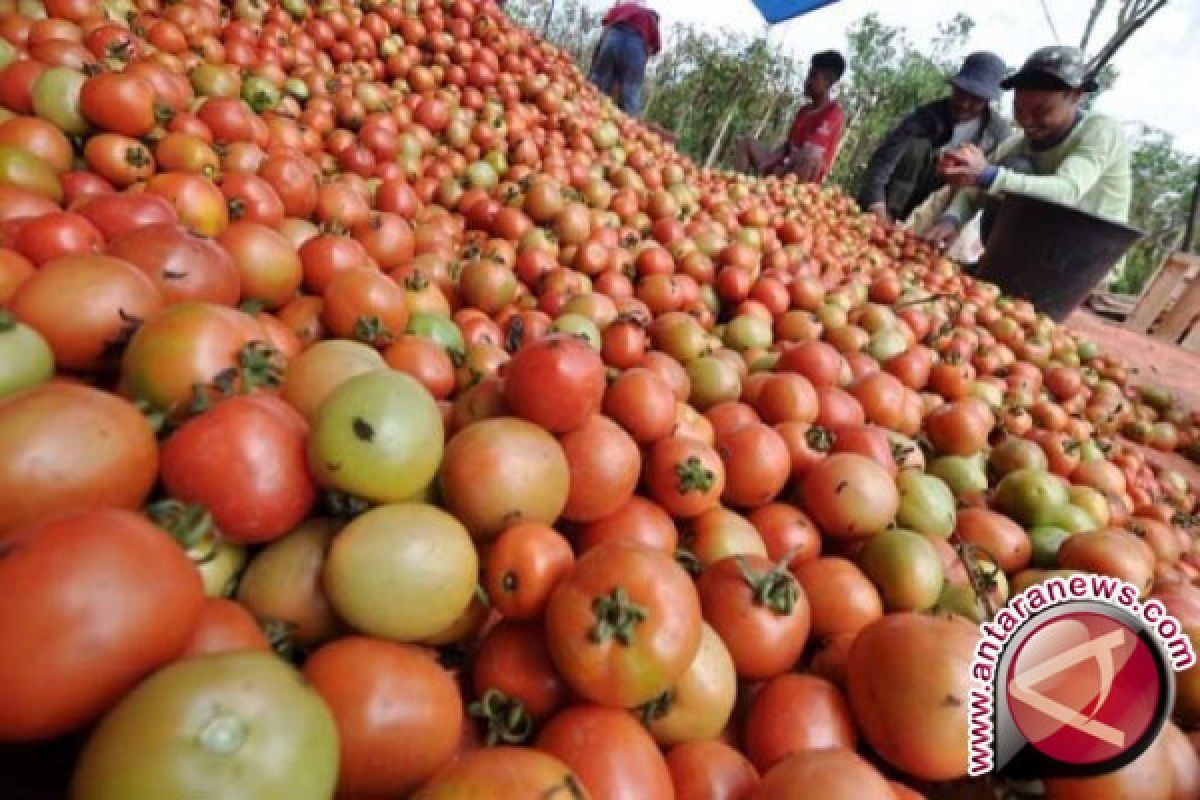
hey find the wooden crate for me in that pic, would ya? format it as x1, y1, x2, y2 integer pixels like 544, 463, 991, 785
1123, 252, 1200, 352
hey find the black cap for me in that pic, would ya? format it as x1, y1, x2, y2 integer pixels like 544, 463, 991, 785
949, 51, 1009, 102
1001, 46, 1100, 92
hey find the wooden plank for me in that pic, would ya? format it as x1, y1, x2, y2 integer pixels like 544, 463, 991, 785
1155, 267, 1200, 342
1180, 318, 1200, 354
1125, 253, 1192, 333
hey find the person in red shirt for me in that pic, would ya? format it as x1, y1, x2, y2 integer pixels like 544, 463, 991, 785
587, 1, 662, 117
734, 50, 847, 183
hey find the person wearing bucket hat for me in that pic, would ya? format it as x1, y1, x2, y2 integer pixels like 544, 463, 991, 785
928, 45, 1132, 262
858, 51, 1013, 225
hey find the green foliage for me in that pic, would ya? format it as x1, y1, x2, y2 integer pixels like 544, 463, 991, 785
509, 1, 1196, 295
1110, 129, 1199, 294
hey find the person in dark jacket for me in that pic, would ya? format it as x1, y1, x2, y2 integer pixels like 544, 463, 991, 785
588, 1, 662, 117
858, 52, 1012, 225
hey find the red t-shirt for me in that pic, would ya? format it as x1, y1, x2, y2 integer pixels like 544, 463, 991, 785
603, 4, 662, 55
787, 100, 844, 181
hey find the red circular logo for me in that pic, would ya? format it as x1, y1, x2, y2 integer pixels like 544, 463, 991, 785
1005, 612, 1161, 767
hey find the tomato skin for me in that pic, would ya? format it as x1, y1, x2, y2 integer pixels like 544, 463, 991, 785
161, 394, 316, 544
559, 414, 642, 522
644, 622, 738, 747
439, 416, 570, 541
545, 542, 702, 709
800, 453, 899, 539
0, 509, 204, 741
503, 333, 606, 433
698, 553, 811, 680
579, 495, 679, 554
666, 740, 760, 800
71, 651, 339, 800
536, 705, 675, 800
11, 254, 164, 372
121, 301, 275, 417
323, 503, 479, 642
472, 619, 569, 723
0, 384, 158, 536
304, 637, 462, 798
179, 598, 270, 658
109, 222, 242, 306
743, 674, 857, 773
79, 71, 157, 137
413, 747, 591, 800
482, 521, 574, 620
756, 748, 894, 800
646, 435, 726, 519
235, 518, 343, 650
74, 192, 178, 240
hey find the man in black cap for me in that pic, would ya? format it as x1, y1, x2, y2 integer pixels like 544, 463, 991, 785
928, 45, 1132, 253
858, 52, 1012, 225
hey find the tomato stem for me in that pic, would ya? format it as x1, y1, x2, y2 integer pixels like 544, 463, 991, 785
588, 586, 648, 646
735, 555, 799, 616
636, 689, 675, 723
673, 456, 715, 495
468, 689, 534, 746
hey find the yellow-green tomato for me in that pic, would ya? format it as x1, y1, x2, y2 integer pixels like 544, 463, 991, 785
308, 369, 443, 504
71, 651, 339, 800
323, 503, 478, 641
0, 311, 54, 397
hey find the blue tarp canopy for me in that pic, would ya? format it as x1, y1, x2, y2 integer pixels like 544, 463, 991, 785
749, 0, 842, 25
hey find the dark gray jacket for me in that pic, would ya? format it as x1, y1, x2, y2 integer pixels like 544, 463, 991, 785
858, 98, 1012, 219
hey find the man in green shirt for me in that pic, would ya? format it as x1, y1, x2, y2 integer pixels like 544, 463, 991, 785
927, 46, 1132, 256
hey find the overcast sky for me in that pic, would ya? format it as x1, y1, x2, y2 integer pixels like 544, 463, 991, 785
581, 0, 1199, 155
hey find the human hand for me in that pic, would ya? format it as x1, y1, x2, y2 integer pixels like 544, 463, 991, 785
939, 144, 990, 188
925, 218, 961, 251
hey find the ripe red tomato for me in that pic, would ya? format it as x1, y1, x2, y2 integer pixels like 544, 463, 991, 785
697, 554, 811, 680
646, 435, 726, 519
160, 394, 316, 543
304, 637, 462, 798
179, 597, 270, 658
666, 740, 760, 800
503, 333, 606, 433
0, 509, 204, 741
471, 619, 569, 726
536, 705, 675, 800
559, 414, 641, 522
0, 383, 158, 536
743, 673, 857, 772
414, 747, 589, 800
482, 520, 574, 620
545, 542, 702, 708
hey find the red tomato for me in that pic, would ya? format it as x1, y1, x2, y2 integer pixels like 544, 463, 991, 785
482, 521, 574, 620
304, 637, 462, 798
503, 333, 606, 433
0, 384, 159, 536
0, 509, 204, 741
697, 554, 811, 680
544, 542, 702, 709
536, 705, 675, 800
159, 394, 316, 543
178, 597, 270, 658
666, 740, 761, 800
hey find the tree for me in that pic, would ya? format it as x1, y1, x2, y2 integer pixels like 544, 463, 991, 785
1110, 128, 1199, 294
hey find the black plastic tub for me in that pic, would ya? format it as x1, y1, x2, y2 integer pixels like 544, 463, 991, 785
970, 192, 1144, 323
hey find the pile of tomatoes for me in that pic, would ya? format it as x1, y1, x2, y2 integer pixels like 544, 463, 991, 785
1, 0, 1200, 798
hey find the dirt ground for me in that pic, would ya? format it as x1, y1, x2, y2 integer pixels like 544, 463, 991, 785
1066, 310, 1200, 487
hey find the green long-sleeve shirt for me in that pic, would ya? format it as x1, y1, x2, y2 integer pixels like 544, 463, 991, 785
944, 112, 1133, 229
